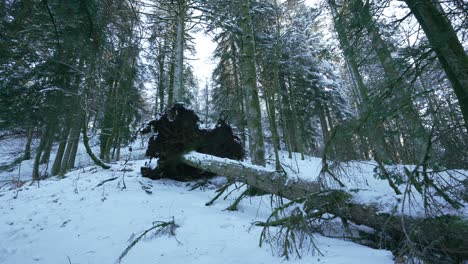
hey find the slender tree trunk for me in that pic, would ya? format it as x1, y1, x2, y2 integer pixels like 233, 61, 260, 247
231, 41, 247, 148
356, 0, 426, 162
329, 0, 388, 161
67, 129, 80, 169
287, 75, 304, 160
23, 126, 33, 160
278, 109, 291, 159
115, 135, 121, 161
173, 0, 186, 102
59, 116, 81, 176
263, 79, 281, 170
51, 126, 70, 176
32, 126, 49, 180
239, 0, 265, 166
158, 41, 166, 112
83, 112, 110, 169
38, 120, 56, 167
324, 106, 334, 132
267, 5, 284, 170
167, 53, 176, 106
317, 102, 330, 146
279, 71, 296, 158
40, 132, 53, 165
328, 0, 369, 102
404, 0, 468, 130
100, 80, 117, 159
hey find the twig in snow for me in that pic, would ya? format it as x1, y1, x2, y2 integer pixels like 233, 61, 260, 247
94, 177, 118, 188
117, 218, 180, 263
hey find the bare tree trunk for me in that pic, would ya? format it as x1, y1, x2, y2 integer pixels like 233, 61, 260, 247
51, 126, 70, 176
239, 0, 265, 166
173, 0, 186, 102
286, 75, 304, 160
167, 52, 176, 106
182, 152, 317, 197
82, 112, 110, 170
328, 0, 369, 103
404, 0, 468, 130
39, 133, 53, 165
358, 0, 427, 162
67, 129, 80, 170
32, 125, 50, 180
100, 80, 117, 160
158, 40, 166, 112
231, 41, 247, 148
279, 71, 295, 159
331, 0, 424, 163
317, 102, 329, 146
23, 126, 33, 160
59, 117, 81, 176
267, 4, 284, 171
264, 86, 281, 170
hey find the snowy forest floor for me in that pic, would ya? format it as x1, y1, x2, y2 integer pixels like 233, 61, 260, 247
0, 135, 465, 263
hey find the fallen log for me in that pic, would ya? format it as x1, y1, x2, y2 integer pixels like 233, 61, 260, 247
182, 152, 320, 198
181, 151, 468, 262
140, 104, 467, 261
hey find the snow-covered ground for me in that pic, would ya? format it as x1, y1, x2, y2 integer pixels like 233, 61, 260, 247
0, 135, 148, 185
0, 159, 394, 264
1, 136, 466, 263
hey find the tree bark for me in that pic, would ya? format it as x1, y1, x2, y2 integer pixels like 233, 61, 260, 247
354, 0, 427, 163
286, 75, 305, 160
182, 152, 319, 197
23, 126, 33, 160
158, 40, 166, 112
59, 115, 81, 176
404, 0, 468, 130
231, 40, 247, 148
39, 134, 53, 164
32, 126, 48, 180
279, 70, 296, 158
83, 112, 111, 170
51, 126, 70, 176
239, 0, 266, 166
167, 51, 176, 106
67, 126, 80, 169
173, 0, 186, 103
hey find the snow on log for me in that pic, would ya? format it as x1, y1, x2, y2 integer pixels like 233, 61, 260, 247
181, 151, 468, 261
182, 151, 321, 198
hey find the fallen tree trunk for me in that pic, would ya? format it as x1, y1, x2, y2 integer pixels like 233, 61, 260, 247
140, 104, 467, 261
182, 151, 468, 262
182, 152, 321, 198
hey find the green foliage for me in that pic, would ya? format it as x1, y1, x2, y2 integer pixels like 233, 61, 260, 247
373, 166, 405, 185
410, 215, 468, 262
255, 199, 322, 260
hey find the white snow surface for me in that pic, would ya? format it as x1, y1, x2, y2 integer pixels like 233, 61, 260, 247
1, 136, 466, 263
0, 158, 394, 264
